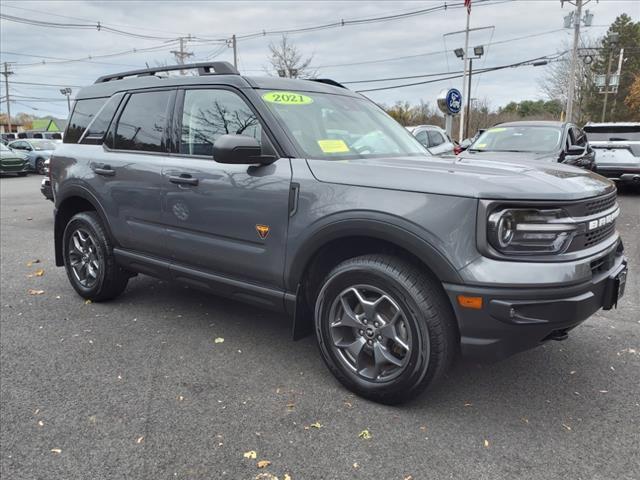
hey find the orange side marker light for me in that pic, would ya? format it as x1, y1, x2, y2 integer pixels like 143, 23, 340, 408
457, 295, 483, 310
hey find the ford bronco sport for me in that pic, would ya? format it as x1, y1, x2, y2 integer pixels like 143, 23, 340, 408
51, 62, 628, 404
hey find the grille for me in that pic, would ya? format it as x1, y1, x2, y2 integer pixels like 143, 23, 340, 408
584, 222, 616, 248
584, 194, 616, 216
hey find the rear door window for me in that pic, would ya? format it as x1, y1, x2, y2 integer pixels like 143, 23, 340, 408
414, 130, 429, 147
428, 130, 445, 147
112, 90, 173, 153
64, 97, 108, 143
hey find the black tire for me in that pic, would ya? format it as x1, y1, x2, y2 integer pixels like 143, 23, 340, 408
17, 172, 28, 177
314, 254, 457, 404
35, 158, 45, 175
63, 211, 129, 302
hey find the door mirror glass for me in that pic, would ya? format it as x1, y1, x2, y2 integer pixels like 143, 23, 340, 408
213, 134, 275, 165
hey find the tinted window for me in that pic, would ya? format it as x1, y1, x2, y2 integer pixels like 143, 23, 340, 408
428, 130, 445, 147
180, 89, 262, 156
114, 91, 172, 152
82, 93, 124, 143
64, 98, 108, 143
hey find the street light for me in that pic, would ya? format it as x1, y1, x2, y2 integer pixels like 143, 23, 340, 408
453, 45, 484, 139
60, 87, 72, 112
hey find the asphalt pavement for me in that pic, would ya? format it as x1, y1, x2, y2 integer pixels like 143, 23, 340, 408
1, 174, 639, 480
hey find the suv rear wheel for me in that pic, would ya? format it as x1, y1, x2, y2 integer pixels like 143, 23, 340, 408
63, 211, 129, 301
314, 254, 457, 404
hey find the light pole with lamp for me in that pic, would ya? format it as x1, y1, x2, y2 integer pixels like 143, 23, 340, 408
60, 87, 72, 112
454, 45, 484, 140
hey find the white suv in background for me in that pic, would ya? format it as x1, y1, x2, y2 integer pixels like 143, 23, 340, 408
406, 125, 455, 156
584, 122, 640, 186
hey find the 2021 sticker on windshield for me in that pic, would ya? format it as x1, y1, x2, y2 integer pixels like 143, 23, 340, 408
262, 91, 314, 105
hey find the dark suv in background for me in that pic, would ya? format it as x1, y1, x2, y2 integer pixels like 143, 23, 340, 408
50, 62, 627, 404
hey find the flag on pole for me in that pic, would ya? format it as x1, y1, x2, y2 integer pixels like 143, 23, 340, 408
464, 0, 472, 14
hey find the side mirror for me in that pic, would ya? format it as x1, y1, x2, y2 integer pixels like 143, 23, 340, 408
461, 139, 472, 148
566, 145, 585, 156
213, 134, 275, 165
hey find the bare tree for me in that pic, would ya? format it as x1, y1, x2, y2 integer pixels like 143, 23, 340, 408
538, 39, 596, 124
267, 35, 316, 79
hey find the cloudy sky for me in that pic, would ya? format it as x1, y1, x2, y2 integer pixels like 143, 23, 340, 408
1, 0, 637, 119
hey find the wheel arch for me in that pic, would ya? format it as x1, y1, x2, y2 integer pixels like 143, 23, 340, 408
54, 186, 113, 267
288, 218, 462, 339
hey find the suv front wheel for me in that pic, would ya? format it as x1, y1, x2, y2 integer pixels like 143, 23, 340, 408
314, 254, 457, 404
63, 211, 129, 302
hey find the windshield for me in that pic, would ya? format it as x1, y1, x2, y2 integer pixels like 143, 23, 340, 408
260, 90, 428, 160
0, 143, 9, 151
584, 125, 640, 142
30, 140, 57, 151
470, 125, 562, 153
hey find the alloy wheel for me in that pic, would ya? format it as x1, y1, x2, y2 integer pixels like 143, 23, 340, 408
67, 228, 101, 288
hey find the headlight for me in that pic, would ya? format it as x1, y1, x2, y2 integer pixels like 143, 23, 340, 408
487, 208, 576, 255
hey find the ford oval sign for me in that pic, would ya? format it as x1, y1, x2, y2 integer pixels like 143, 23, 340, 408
437, 88, 462, 116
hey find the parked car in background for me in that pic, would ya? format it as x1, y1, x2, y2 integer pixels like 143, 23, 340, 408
406, 125, 455, 155
584, 122, 640, 186
1, 133, 17, 144
0, 142, 30, 176
17, 131, 63, 141
41, 158, 53, 201
454, 129, 485, 155
458, 121, 595, 170
7, 139, 58, 174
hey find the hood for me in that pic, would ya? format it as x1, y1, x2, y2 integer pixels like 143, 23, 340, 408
457, 150, 558, 163
306, 155, 614, 201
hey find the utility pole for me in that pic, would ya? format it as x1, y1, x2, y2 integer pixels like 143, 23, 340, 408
610, 48, 625, 120
60, 88, 72, 113
458, 4, 471, 142
171, 35, 194, 74
2, 62, 13, 134
601, 48, 615, 122
566, 0, 582, 123
465, 58, 473, 139
232, 34, 237, 69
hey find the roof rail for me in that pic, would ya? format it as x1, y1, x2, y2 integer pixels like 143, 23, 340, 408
311, 78, 348, 89
94, 62, 239, 83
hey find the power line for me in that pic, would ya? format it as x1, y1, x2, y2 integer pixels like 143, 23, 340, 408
8, 81, 85, 88
355, 53, 566, 93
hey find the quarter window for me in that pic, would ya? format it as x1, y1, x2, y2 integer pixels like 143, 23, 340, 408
414, 130, 429, 147
113, 91, 173, 152
64, 98, 107, 144
82, 93, 124, 144
179, 89, 262, 157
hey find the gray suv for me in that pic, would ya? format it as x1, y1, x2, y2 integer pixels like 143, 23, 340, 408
51, 62, 628, 404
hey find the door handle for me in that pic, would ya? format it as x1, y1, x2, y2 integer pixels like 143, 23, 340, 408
91, 164, 115, 176
168, 174, 199, 186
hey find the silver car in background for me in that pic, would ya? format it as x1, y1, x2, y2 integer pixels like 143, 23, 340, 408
584, 122, 640, 186
406, 125, 455, 156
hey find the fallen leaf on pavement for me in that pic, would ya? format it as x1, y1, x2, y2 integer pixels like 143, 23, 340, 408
353, 462, 359, 469
136, 436, 144, 444
404, 476, 414, 480
84, 299, 92, 305
255, 474, 278, 480
257, 460, 271, 469
483, 439, 490, 448
284, 474, 292, 480
464, 402, 473, 407
358, 429, 372, 440
34, 269, 45, 277
26, 259, 41, 267
28, 289, 44, 295
50, 448, 61, 454
38, 420, 44, 427
562, 424, 572, 431
244, 450, 257, 459
305, 421, 322, 430
285, 403, 295, 409
214, 337, 225, 344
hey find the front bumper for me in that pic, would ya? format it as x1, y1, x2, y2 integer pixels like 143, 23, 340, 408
41, 178, 53, 201
0, 162, 30, 174
596, 167, 640, 183
444, 242, 628, 362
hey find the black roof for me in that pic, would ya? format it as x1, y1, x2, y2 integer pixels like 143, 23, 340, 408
76, 61, 356, 100
496, 120, 568, 128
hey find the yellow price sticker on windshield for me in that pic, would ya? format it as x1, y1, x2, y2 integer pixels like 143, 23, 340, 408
318, 139, 350, 153
476, 143, 487, 148
488, 127, 506, 133
262, 91, 314, 105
